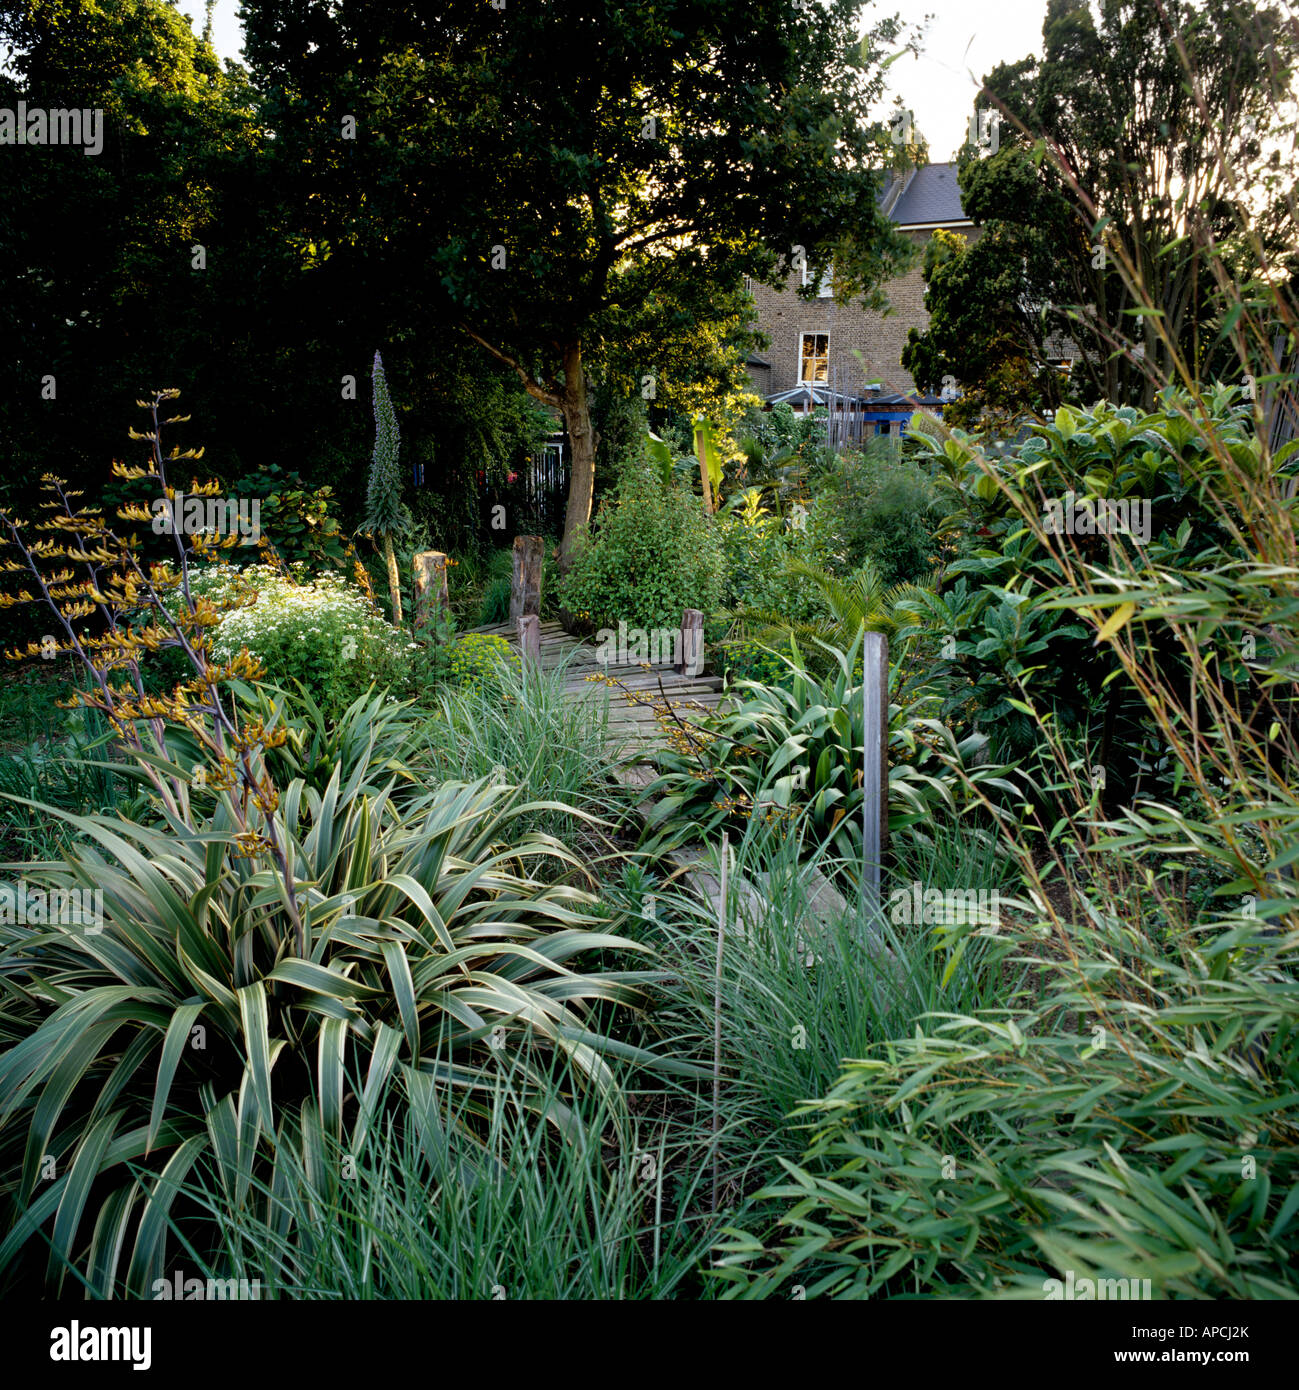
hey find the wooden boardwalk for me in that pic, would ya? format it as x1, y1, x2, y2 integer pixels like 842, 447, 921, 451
469, 618, 729, 749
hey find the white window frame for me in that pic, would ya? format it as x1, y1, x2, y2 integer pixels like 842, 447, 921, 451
800, 262, 834, 297
798, 331, 830, 385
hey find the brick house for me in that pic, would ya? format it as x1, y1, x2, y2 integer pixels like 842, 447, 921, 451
744, 162, 976, 429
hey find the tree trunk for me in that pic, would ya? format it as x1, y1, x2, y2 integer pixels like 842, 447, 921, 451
558, 341, 596, 574
382, 532, 403, 627
412, 550, 449, 634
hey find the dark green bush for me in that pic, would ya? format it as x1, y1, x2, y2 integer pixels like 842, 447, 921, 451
809, 448, 943, 585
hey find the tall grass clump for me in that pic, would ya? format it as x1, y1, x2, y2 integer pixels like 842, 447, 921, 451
425, 649, 625, 845
152, 1052, 716, 1301
616, 819, 1014, 1209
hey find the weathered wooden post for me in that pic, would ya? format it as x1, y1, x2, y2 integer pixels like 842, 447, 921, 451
862, 632, 888, 918
411, 551, 449, 635
676, 608, 704, 677
510, 535, 544, 621
516, 613, 540, 667
517, 613, 540, 703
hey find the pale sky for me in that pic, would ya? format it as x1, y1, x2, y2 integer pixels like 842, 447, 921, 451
195, 0, 1051, 157
881, 2, 1051, 157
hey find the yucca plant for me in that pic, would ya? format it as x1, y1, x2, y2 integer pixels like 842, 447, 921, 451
0, 769, 674, 1296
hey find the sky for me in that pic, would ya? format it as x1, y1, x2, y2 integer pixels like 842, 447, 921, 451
196, 0, 1052, 158
882, 2, 1051, 157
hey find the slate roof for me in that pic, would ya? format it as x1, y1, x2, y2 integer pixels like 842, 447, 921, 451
882, 162, 970, 228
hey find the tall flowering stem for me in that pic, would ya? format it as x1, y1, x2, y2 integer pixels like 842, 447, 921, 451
0, 391, 307, 955
362, 350, 413, 626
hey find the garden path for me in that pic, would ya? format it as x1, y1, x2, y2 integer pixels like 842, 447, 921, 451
468, 617, 728, 749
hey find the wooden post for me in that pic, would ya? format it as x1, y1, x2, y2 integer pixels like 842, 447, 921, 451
411, 551, 449, 635
510, 535, 544, 621
711, 832, 727, 1213
516, 613, 540, 667
676, 608, 704, 677
862, 632, 888, 918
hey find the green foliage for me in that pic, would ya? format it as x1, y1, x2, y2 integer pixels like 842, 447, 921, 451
714, 906, 1299, 1299
478, 577, 512, 626
933, 0, 1298, 410
559, 467, 724, 632
902, 223, 1068, 427
741, 400, 833, 461
242, 0, 919, 550
806, 446, 944, 585
426, 652, 623, 844
904, 390, 1269, 779
715, 488, 818, 615
728, 556, 939, 679
0, 751, 664, 1295
641, 633, 1020, 865
200, 564, 415, 718
442, 633, 520, 696
714, 637, 794, 690
160, 1053, 712, 1299
238, 685, 428, 802
0, 707, 146, 860
613, 821, 1012, 1209
231, 466, 348, 570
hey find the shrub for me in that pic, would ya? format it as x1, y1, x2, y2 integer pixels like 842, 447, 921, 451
559, 465, 724, 632
715, 636, 794, 689
203, 563, 415, 717
807, 447, 943, 585
443, 632, 520, 694
715, 489, 820, 618
230, 465, 348, 570
714, 905, 1299, 1300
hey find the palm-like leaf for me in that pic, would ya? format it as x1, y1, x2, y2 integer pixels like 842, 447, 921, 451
0, 752, 677, 1295
722, 557, 940, 666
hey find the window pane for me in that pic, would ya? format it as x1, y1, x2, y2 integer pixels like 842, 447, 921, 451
800, 333, 828, 382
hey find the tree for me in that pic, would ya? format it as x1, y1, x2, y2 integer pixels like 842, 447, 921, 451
903, 225, 1071, 428
362, 351, 412, 625
240, 0, 918, 568
906, 0, 1298, 413
0, 0, 262, 508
